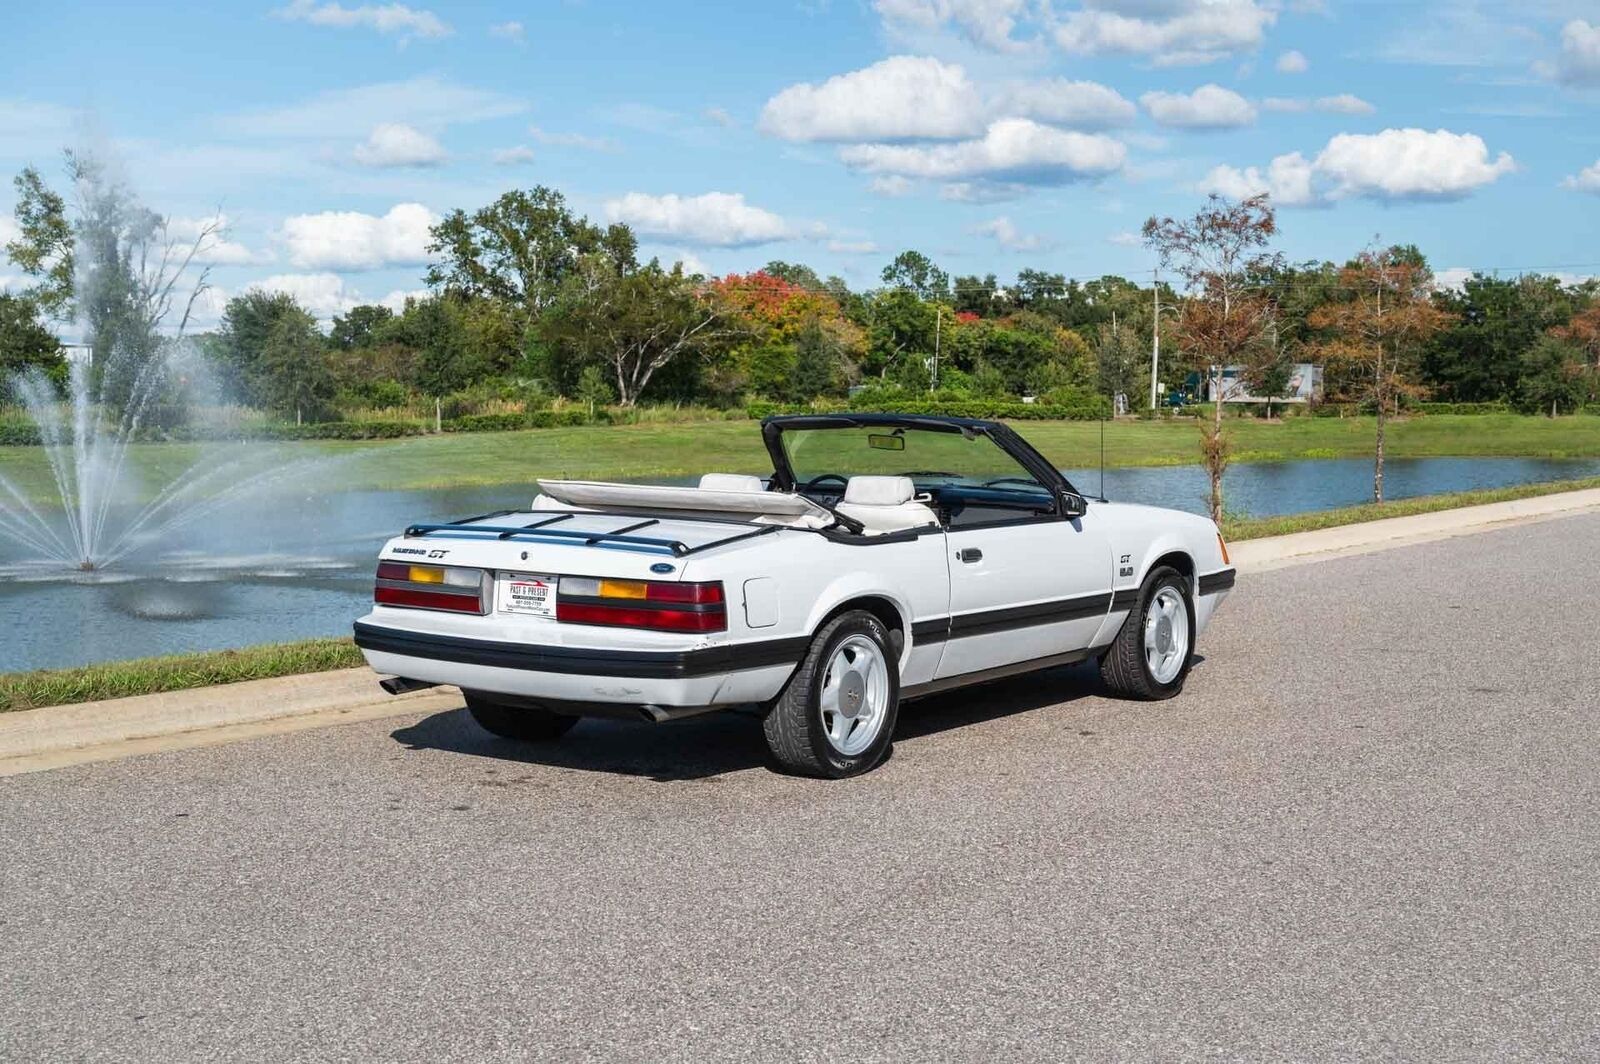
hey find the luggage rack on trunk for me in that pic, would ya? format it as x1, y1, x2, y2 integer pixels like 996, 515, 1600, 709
402, 511, 783, 557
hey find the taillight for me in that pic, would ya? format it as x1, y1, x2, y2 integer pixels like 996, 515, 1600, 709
557, 577, 726, 633
375, 561, 485, 614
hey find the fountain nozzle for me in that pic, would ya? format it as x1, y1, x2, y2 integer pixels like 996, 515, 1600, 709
78, 560, 97, 572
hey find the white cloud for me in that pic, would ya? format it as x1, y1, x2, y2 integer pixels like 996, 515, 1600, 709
252, 273, 359, 318
1000, 78, 1137, 129
604, 192, 793, 247
973, 216, 1047, 252
489, 20, 524, 43
273, 0, 450, 40
378, 288, 430, 313
759, 56, 987, 142
1263, 93, 1376, 115
1053, 0, 1276, 66
875, 0, 1033, 52
704, 107, 735, 127
352, 122, 447, 167
1201, 151, 1317, 206
869, 175, 915, 197
228, 76, 525, 138
839, 118, 1125, 185
1202, 127, 1516, 207
279, 203, 438, 270
664, 250, 711, 277
1551, 19, 1600, 86
827, 239, 881, 254
1107, 230, 1142, 247
1275, 49, 1308, 73
0, 214, 21, 247
1562, 159, 1600, 193
1316, 127, 1515, 199
1317, 93, 1376, 115
166, 214, 273, 266
528, 126, 619, 152
244, 274, 425, 322
1141, 84, 1257, 128
491, 145, 536, 166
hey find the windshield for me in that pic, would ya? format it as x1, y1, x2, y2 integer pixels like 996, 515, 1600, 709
779, 425, 1051, 500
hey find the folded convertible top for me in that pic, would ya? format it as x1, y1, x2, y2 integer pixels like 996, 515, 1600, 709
536, 478, 835, 529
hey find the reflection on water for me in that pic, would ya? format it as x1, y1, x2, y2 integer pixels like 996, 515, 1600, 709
3, 455, 1598, 673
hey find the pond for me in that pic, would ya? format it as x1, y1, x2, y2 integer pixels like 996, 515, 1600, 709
3, 455, 1597, 673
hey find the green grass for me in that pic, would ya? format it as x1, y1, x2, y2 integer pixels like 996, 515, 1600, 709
0, 638, 364, 713
1220, 475, 1600, 541
4, 414, 1600, 503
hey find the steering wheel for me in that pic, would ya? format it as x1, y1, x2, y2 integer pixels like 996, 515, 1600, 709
800, 473, 849, 493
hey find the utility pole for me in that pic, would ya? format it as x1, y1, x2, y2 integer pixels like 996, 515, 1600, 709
1150, 269, 1161, 411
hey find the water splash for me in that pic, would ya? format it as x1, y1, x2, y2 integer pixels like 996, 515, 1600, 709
0, 345, 345, 572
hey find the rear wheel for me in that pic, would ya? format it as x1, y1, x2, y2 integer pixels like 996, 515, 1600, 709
1100, 566, 1193, 700
763, 611, 899, 778
464, 691, 579, 742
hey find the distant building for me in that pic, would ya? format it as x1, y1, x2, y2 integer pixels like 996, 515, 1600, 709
1192, 364, 1323, 404
60, 343, 93, 366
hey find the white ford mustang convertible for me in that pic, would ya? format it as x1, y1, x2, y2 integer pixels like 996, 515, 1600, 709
355, 414, 1234, 777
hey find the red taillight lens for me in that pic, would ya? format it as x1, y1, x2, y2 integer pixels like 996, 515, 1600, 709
556, 578, 726, 632
375, 561, 484, 614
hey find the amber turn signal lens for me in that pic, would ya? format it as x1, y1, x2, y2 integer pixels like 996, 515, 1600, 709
1217, 534, 1231, 566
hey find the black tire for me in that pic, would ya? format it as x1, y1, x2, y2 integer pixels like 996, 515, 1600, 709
464, 691, 579, 742
762, 610, 900, 779
1099, 565, 1194, 700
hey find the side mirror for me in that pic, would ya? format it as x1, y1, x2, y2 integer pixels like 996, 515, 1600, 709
1058, 489, 1089, 519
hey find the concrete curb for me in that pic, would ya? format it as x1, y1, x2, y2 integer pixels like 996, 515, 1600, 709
0, 668, 455, 775
1230, 487, 1600, 572
5, 485, 1599, 775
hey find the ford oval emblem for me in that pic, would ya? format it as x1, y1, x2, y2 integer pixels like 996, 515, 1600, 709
650, 562, 676, 574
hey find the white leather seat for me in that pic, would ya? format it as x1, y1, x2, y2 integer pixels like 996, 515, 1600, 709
698, 473, 765, 493
835, 475, 938, 535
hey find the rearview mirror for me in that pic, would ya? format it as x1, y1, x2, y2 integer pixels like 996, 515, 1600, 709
867, 433, 905, 451
1058, 489, 1088, 519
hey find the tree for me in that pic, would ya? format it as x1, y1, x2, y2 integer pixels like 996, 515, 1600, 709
1306, 245, 1453, 502
218, 289, 312, 405
328, 304, 394, 350
761, 260, 823, 290
426, 186, 637, 322
881, 250, 949, 301
6, 167, 74, 319
1143, 194, 1280, 523
953, 273, 999, 317
1516, 335, 1589, 416
538, 260, 738, 406
259, 306, 332, 422
1424, 274, 1576, 402
1551, 302, 1600, 373
0, 294, 64, 400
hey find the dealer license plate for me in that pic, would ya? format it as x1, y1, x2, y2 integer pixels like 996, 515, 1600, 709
497, 571, 558, 618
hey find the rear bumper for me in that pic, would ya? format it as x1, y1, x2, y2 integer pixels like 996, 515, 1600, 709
353, 621, 803, 708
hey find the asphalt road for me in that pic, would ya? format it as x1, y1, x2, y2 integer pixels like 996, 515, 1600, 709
4, 514, 1599, 1062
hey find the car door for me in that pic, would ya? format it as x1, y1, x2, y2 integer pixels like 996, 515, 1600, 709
934, 511, 1114, 680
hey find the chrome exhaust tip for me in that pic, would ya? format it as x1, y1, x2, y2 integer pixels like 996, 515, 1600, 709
379, 676, 438, 696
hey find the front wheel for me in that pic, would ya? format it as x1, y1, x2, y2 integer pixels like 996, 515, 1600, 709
762, 611, 899, 778
464, 691, 579, 742
1099, 566, 1194, 700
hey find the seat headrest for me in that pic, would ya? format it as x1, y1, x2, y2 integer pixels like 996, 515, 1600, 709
698, 473, 765, 493
843, 475, 915, 506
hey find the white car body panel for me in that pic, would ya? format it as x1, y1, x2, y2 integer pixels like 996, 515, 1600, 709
354, 420, 1234, 720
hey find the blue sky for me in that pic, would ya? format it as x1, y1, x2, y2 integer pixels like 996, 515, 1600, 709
3, 1, 1599, 327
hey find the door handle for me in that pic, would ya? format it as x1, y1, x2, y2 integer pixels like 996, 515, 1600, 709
957, 548, 983, 563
